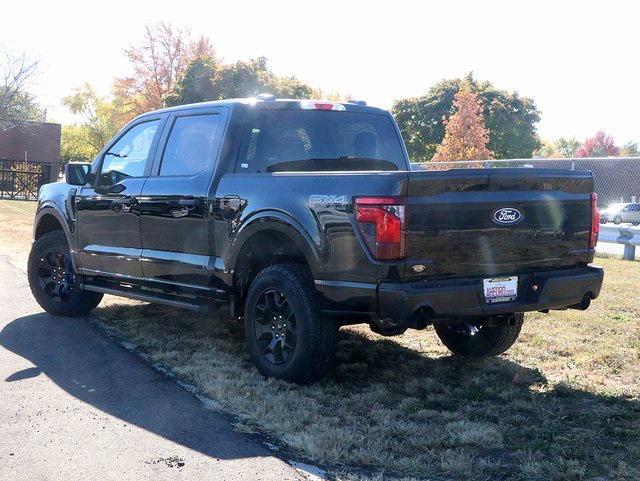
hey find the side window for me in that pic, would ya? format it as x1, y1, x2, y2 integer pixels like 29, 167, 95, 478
99, 120, 160, 186
160, 114, 221, 176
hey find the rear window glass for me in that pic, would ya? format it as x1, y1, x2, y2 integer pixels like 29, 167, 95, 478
237, 109, 406, 172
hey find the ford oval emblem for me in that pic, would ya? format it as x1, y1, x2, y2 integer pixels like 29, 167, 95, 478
492, 207, 523, 225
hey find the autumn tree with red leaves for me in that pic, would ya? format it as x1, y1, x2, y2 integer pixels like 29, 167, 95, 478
114, 23, 215, 117
432, 88, 493, 162
575, 131, 620, 157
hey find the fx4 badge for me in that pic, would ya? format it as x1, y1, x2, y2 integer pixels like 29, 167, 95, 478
492, 207, 523, 225
308, 194, 348, 210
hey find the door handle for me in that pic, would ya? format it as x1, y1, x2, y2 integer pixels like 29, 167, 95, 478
170, 206, 190, 218
170, 197, 197, 217
111, 197, 136, 213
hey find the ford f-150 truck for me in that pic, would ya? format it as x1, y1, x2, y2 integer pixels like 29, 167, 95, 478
29, 96, 604, 383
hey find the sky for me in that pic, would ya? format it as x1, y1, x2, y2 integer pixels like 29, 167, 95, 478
2, 0, 639, 144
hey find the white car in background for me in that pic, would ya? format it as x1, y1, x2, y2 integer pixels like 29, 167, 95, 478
600, 203, 640, 225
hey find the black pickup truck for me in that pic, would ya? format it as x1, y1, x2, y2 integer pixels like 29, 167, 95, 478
29, 96, 604, 383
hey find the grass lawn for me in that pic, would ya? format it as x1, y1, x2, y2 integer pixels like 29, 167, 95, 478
1, 199, 639, 480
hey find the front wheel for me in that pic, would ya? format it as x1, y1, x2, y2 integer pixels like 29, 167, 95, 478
28, 231, 103, 317
434, 313, 524, 357
244, 263, 338, 384
613, 215, 622, 225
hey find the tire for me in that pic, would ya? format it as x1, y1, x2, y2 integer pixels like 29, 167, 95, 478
434, 313, 524, 358
28, 231, 103, 317
613, 215, 622, 225
244, 263, 338, 384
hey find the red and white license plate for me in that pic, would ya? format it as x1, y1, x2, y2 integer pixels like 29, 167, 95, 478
483, 276, 518, 304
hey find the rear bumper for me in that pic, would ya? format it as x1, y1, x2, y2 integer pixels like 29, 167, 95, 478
377, 266, 604, 322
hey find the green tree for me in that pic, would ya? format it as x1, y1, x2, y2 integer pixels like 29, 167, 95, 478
166, 56, 317, 107
392, 74, 541, 160
555, 137, 581, 157
619, 141, 639, 157
165, 56, 218, 107
60, 124, 97, 163
61, 84, 128, 163
534, 137, 580, 158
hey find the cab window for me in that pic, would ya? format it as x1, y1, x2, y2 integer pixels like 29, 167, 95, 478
159, 114, 221, 176
98, 120, 160, 186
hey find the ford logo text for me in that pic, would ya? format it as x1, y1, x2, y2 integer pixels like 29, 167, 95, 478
492, 207, 523, 225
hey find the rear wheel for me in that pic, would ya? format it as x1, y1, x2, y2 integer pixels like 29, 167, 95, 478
613, 215, 622, 225
244, 263, 338, 384
28, 231, 103, 317
434, 313, 524, 357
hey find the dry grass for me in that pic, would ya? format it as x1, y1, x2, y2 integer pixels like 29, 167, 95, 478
0, 199, 36, 269
2, 199, 639, 480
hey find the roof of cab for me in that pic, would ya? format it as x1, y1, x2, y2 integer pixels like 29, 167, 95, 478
138, 97, 388, 119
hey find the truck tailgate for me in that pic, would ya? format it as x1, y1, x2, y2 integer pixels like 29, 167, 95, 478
404, 168, 594, 279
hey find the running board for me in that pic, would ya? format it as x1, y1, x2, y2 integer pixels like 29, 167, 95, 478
82, 283, 216, 313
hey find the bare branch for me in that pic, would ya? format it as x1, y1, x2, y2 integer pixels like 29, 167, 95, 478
0, 49, 42, 125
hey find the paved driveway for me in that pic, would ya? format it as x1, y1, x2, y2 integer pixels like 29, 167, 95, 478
0, 257, 301, 481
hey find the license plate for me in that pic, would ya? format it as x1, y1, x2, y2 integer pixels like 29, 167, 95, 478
483, 276, 518, 303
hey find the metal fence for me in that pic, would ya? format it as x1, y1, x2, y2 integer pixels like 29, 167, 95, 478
411, 157, 640, 207
0, 160, 54, 201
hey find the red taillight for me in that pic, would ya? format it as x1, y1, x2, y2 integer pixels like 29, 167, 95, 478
590, 192, 600, 249
355, 197, 406, 260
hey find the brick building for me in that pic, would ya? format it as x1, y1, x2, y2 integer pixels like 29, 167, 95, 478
0, 120, 61, 183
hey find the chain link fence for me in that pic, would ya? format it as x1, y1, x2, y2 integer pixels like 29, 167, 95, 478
411, 157, 640, 208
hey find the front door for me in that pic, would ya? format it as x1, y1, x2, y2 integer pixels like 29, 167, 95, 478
137, 108, 228, 288
75, 117, 163, 279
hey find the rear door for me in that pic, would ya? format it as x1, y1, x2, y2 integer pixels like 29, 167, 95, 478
76, 116, 164, 278
404, 168, 594, 279
137, 107, 228, 288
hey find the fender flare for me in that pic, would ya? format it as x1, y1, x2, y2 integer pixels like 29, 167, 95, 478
33, 205, 79, 273
227, 210, 323, 279
33, 204, 74, 243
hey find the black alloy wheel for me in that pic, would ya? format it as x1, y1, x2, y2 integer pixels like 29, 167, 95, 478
243, 263, 338, 384
36, 249, 76, 302
28, 230, 103, 317
253, 288, 297, 364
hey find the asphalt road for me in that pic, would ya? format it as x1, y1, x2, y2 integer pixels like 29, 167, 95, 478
0, 257, 302, 481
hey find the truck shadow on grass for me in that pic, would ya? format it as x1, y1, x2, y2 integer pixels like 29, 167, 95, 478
3, 302, 640, 480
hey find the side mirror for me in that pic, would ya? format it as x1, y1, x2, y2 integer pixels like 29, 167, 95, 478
64, 162, 92, 186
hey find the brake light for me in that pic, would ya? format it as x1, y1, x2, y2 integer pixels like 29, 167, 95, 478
299, 100, 346, 111
355, 197, 406, 260
590, 192, 600, 249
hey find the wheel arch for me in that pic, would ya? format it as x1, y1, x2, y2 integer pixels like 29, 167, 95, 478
33, 207, 77, 267
229, 212, 322, 315
33, 207, 71, 242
